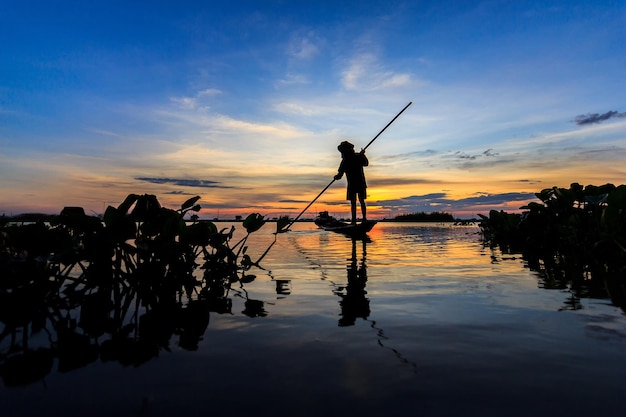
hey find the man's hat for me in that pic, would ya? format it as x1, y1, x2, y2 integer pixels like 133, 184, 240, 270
338, 141, 354, 152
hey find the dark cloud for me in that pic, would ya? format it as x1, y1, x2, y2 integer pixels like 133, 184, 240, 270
456, 152, 476, 160
374, 191, 538, 216
164, 190, 194, 195
378, 149, 439, 161
453, 149, 499, 161
512, 179, 543, 185
573, 111, 626, 125
373, 193, 452, 210
279, 199, 308, 203
135, 177, 234, 188
460, 192, 536, 206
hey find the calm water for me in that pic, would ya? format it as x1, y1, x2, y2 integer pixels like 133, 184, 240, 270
2, 222, 626, 416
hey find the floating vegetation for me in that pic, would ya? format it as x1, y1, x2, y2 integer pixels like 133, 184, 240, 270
0, 194, 289, 386
479, 183, 626, 310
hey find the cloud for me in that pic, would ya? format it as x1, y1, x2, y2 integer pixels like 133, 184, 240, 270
460, 192, 537, 206
452, 148, 499, 161
164, 190, 195, 195
512, 179, 543, 184
135, 177, 234, 188
573, 111, 626, 125
340, 53, 412, 92
374, 191, 538, 215
381, 74, 412, 88
198, 88, 222, 97
86, 128, 122, 138
170, 96, 198, 110
288, 34, 321, 61
276, 73, 310, 87
279, 199, 308, 203
169, 88, 222, 110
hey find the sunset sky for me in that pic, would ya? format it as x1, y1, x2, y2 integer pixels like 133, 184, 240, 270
1, 1, 625, 219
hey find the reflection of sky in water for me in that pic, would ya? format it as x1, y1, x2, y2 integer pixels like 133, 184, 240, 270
2, 222, 626, 416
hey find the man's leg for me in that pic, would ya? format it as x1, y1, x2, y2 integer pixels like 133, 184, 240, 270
350, 197, 357, 224
359, 194, 366, 221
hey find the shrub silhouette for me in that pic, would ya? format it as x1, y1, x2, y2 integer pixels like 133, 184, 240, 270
0, 194, 284, 385
479, 183, 626, 310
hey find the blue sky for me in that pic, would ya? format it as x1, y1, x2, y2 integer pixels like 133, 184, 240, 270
1, 1, 625, 218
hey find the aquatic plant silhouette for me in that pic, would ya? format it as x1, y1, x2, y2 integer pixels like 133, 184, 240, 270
0, 194, 285, 386
479, 182, 626, 310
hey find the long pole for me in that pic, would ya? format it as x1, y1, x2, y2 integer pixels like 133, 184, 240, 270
285, 101, 412, 230
362, 101, 412, 152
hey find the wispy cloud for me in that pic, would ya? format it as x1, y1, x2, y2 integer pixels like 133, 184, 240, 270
341, 53, 413, 92
453, 148, 500, 161
276, 73, 310, 86
87, 128, 123, 138
170, 88, 223, 110
198, 89, 222, 97
287, 32, 322, 61
135, 177, 234, 188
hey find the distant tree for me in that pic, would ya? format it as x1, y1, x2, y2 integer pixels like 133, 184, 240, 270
392, 211, 455, 222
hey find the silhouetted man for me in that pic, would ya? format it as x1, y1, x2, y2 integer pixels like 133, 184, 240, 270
334, 141, 368, 224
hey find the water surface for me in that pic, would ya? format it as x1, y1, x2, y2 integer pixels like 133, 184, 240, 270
2, 222, 625, 416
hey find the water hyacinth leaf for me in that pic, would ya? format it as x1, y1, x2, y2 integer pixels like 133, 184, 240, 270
586, 183, 616, 197
570, 182, 585, 202
131, 194, 161, 222
241, 253, 253, 268
536, 188, 553, 203
243, 213, 265, 233
160, 208, 185, 238
240, 273, 256, 284
601, 205, 621, 232
117, 194, 139, 215
59, 206, 102, 233
103, 206, 136, 241
607, 185, 626, 209
181, 196, 201, 211
135, 236, 151, 251
520, 202, 544, 211
180, 221, 217, 246
203, 220, 218, 234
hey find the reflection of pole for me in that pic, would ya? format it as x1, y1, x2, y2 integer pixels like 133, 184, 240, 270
367, 319, 418, 374
337, 238, 418, 373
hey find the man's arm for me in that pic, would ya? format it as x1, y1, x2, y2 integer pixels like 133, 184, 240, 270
360, 152, 369, 167
334, 160, 345, 180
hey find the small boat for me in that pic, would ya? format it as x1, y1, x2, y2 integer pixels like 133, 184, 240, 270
314, 211, 377, 237
314, 211, 345, 228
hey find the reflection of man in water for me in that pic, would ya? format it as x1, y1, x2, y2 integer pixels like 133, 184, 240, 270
338, 239, 370, 326
334, 141, 369, 225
